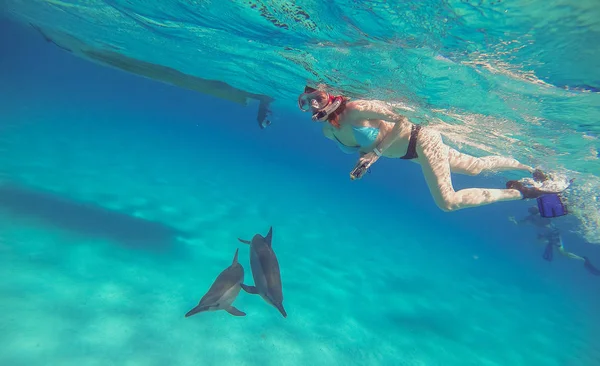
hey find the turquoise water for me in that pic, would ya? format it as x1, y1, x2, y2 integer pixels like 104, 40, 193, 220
1, 3, 600, 366
4, 0, 598, 242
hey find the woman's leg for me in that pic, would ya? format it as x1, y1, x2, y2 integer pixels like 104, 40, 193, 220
416, 128, 523, 211
448, 149, 533, 176
557, 247, 584, 261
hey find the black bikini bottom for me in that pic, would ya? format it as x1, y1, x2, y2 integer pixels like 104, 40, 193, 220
399, 124, 421, 160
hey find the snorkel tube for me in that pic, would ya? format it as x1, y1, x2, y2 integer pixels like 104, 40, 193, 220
312, 96, 343, 121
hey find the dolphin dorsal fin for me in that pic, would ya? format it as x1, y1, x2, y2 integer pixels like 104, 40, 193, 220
232, 248, 239, 265
265, 226, 273, 247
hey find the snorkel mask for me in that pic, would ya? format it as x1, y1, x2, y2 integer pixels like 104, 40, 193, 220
297, 86, 343, 121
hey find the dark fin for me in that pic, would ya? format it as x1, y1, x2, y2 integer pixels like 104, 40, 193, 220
542, 243, 554, 262
257, 100, 272, 129
304, 86, 317, 93
241, 284, 259, 294
232, 248, 239, 265
507, 180, 558, 200
265, 226, 273, 247
274, 302, 287, 318
238, 238, 251, 245
225, 306, 246, 316
185, 304, 207, 318
583, 257, 600, 276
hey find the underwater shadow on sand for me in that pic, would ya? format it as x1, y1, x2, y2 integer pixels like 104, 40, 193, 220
383, 306, 467, 343
0, 183, 186, 253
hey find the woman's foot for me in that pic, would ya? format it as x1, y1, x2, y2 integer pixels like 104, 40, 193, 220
506, 180, 552, 199
507, 168, 573, 199
533, 169, 550, 182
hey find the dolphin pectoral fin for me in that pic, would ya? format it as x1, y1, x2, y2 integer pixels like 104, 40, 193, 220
265, 227, 273, 247
238, 238, 252, 245
241, 284, 259, 294
232, 248, 239, 265
225, 306, 246, 316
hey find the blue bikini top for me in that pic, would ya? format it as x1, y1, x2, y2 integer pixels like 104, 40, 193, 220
334, 126, 380, 154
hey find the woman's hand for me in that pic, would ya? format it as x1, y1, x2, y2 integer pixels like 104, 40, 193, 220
350, 151, 380, 180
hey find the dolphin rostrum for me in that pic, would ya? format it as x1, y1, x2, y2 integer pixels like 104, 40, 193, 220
185, 248, 246, 317
238, 226, 286, 318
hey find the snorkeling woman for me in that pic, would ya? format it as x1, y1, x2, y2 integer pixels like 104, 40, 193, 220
297, 86, 565, 212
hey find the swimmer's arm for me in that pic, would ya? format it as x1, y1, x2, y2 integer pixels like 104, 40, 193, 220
349, 100, 409, 124
509, 215, 535, 225
515, 215, 532, 225
375, 122, 404, 154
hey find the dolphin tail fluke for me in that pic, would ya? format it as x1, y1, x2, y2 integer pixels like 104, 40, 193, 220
225, 305, 246, 316
185, 304, 207, 318
241, 283, 259, 294
274, 303, 287, 318
232, 248, 239, 265
238, 238, 251, 245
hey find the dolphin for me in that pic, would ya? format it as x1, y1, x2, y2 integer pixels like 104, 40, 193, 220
185, 248, 246, 317
238, 227, 286, 318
